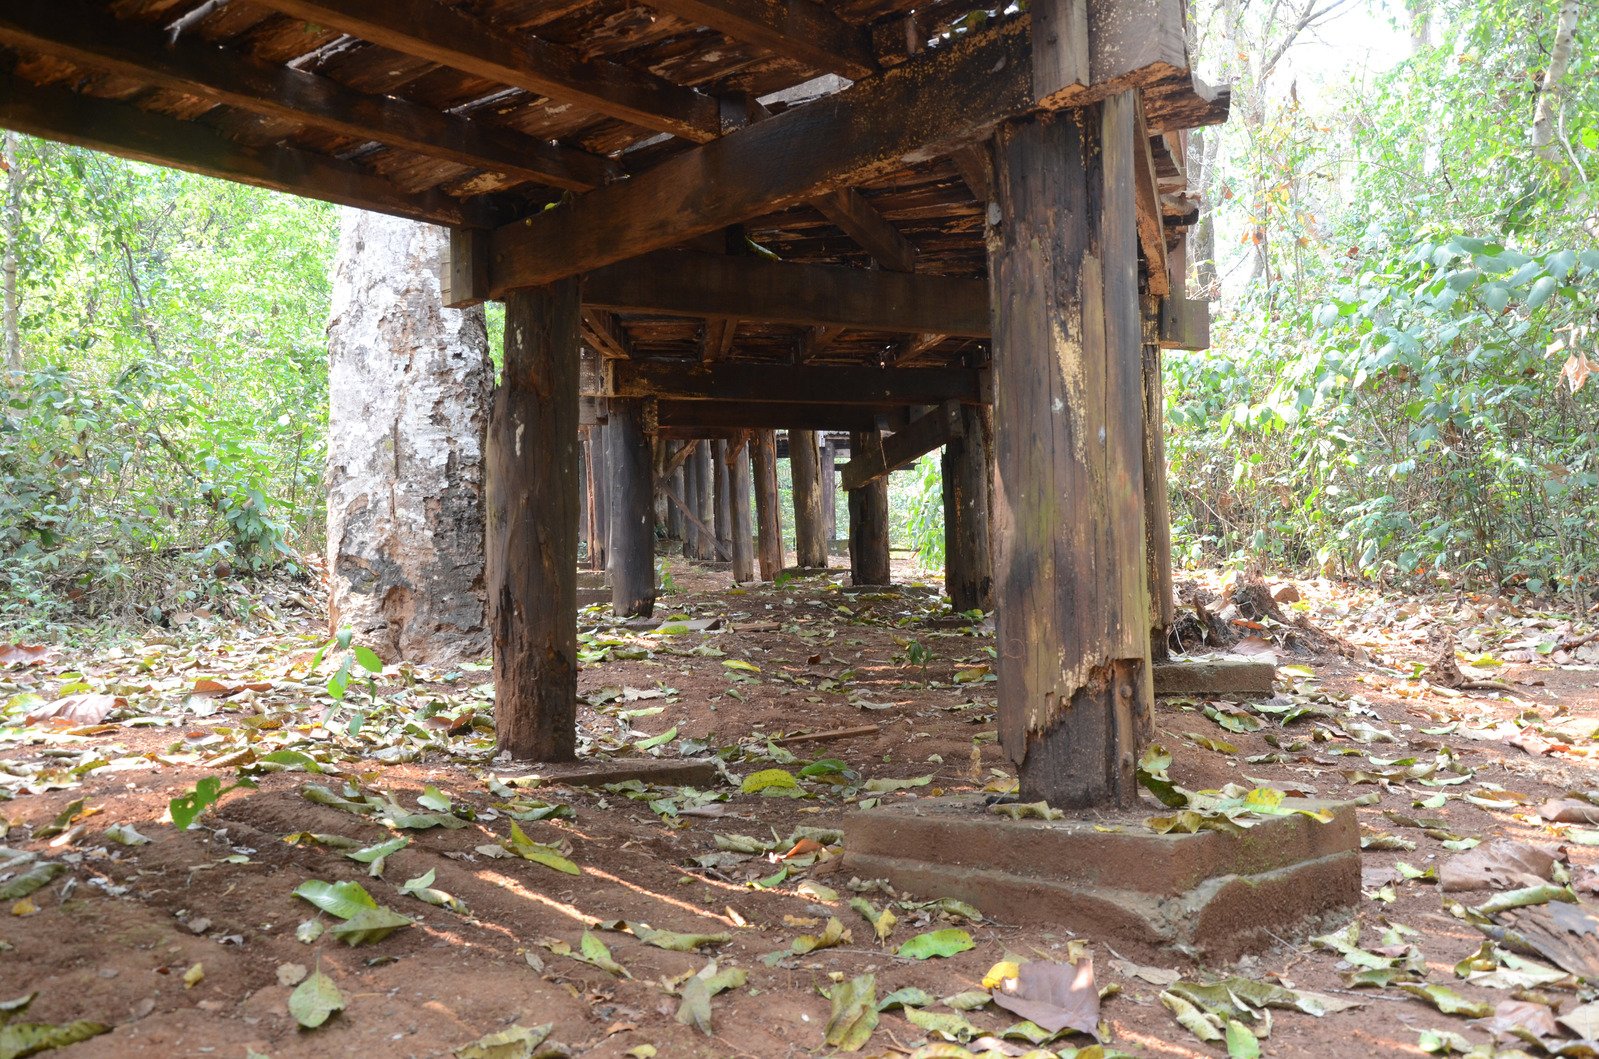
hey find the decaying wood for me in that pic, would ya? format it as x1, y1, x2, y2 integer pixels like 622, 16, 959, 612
1141, 297, 1175, 655
989, 93, 1153, 809
489, 280, 580, 761
635, 0, 878, 79
607, 361, 985, 406
846, 429, 892, 585
840, 400, 963, 490
1158, 295, 1210, 349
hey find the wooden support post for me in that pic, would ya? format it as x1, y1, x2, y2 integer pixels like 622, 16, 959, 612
847, 429, 892, 586
586, 423, 609, 573
943, 402, 993, 612
577, 427, 590, 550
727, 435, 756, 583
712, 439, 734, 562
790, 429, 828, 568
820, 437, 838, 555
988, 93, 1153, 809
681, 441, 701, 558
1142, 296, 1176, 658
488, 280, 580, 761
667, 450, 686, 540
752, 429, 784, 580
607, 398, 656, 619
693, 441, 716, 561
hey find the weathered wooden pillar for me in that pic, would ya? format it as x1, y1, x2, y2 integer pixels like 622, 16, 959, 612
790, 429, 828, 567
1142, 295, 1176, 659
988, 94, 1153, 809
667, 447, 686, 541
847, 429, 892, 586
712, 439, 733, 562
820, 437, 838, 555
607, 399, 656, 618
943, 403, 993, 612
577, 428, 590, 551
726, 435, 755, 583
585, 422, 609, 573
693, 440, 716, 560
487, 280, 580, 761
681, 441, 701, 558
751, 429, 784, 579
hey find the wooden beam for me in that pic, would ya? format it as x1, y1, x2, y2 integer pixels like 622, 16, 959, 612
253, 0, 722, 142
813, 189, 917, 273
444, 228, 490, 309
582, 251, 989, 337
1141, 298, 1175, 654
950, 142, 994, 204
0, 0, 620, 192
635, 0, 877, 79
1132, 98, 1170, 297
489, 279, 581, 761
887, 332, 950, 367
1158, 296, 1210, 349
609, 360, 984, 405
701, 317, 738, 362
581, 310, 631, 360
656, 399, 901, 432
0, 77, 496, 228
840, 400, 962, 490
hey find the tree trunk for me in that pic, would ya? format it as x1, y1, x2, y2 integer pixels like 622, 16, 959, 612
326, 209, 491, 664
3, 131, 20, 371
847, 430, 892, 586
488, 280, 580, 761
752, 429, 784, 579
988, 98, 1153, 809
791, 429, 828, 567
1532, 0, 1580, 164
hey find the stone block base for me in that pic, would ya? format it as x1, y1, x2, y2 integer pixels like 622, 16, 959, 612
1154, 657, 1276, 697
844, 795, 1357, 959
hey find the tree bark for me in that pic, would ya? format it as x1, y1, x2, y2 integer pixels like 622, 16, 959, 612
847, 429, 892, 586
326, 208, 491, 664
790, 428, 828, 567
488, 280, 580, 761
1532, 0, 1580, 164
943, 403, 993, 612
607, 398, 656, 618
752, 429, 784, 579
988, 97, 1153, 809
3, 131, 20, 371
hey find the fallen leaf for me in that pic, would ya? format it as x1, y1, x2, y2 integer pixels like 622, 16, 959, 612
898, 929, 974, 960
288, 970, 345, 1029
824, 973, 878, 1051
1439, 840, 1558, 892
991, 959, 1100, 1039
24, 693, 121, 726
454, 1023, 554, 1058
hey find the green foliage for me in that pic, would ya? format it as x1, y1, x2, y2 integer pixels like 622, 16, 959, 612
0, 139, 334, 625
1169, 0, 1599, 606
903, 452, 946, 570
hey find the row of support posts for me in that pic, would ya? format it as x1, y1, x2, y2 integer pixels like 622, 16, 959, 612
485, 89, 1179, 816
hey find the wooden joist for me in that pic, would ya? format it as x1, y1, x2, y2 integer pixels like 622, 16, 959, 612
657, 400, 895, 432
0, 76, 496, 227
0, 0, 620, 193
1133, 101, 1170, 296
607, 360, 985, 405
635, 0, 878, 79
251, 0, 723, 142
840, 400, 963, 490
579, 251, 990, 336
813, 188, 917, 273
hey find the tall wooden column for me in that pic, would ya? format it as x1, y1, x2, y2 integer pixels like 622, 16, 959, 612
988, 94, 1153, 809
692, 441, 716, 560
726, 435, 755, 583
487, 280, 580, 761
751, 429, 784, 579
790, 429, 828, 567
666, 451, 685, 541
1142, 295, 1176, 658
607, 398, 656, 618
943, 403, 993, 612
681, 441, 700, 559
585, 422, 608, 573
712, 439, 733, 562
820, 437, 838, 555
847, 429, 892, 586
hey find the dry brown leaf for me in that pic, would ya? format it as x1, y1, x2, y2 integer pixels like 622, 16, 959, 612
1539, 799, 1599, 824
991, 958, 1100, 1040
1472, 999, 1560, 1044
0, 643, 50, 666
1439, 840, 1558, 892
25, 693, 123, 726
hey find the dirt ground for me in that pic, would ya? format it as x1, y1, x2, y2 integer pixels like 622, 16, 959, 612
4, 553, 1599, 1059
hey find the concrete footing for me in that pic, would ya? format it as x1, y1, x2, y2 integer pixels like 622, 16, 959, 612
1154, 657, 1276, 697
844, 795, 1358, 959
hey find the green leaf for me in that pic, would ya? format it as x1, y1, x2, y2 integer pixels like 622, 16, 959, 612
905, 1007, 983, 1041
329, 906, 413, 946
454, 1024, 553, 1059
352, 645, 383, 673
632, 924, 732, 952
825, 973, 878, 1051
897, 928, 974, 960
292, 879, 379, 920
676, 962, 746, 1035
0, 862, 66, 901
417, 785, 452, 812
1398, 984, 1492, 1019
501, 821, 581, 875
741, 768, 799, 795
722, 659, 761, 673
1226, 1019, 1261, 1059
0, 1020, 111, 1055
169, 778, 222, 830
288, 970, 345, 1029
578, 931, 629, 977
633, 726, 678, 751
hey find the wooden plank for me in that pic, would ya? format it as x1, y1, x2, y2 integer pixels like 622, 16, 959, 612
489, 19, 1036, 292
444, 228, 490, 309
942, 402, 992, 612
657, 400, 893, 432
840, 400, 962, 490
989, 95, 1151, 810
489, 280, 581, 761
581, 310, 632, 361
665, 487, 733, 561
0, 76, 495, 228
790, 429, 828, 568
1158, 296, 1210, 349
1141, 298, 1175, 654
1033, 0, 1088, 107
950, 142, 994, 204
582, 251, 990, 337
813, 188, 917, 273
701, 316, 738, 362
750, 429, 784, 580
0, 0, 619, 192
1132, 97, 1170, 297
610, 360, 984, 406
607, 399, 657, 619
635, 0, 878, 79
846, 429, 891, 585
253, 0, 722, 142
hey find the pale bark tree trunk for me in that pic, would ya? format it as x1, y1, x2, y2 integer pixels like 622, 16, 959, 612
326, 208, 492, 664
1532, 0, 1580, 165
3, 131, 20, 371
